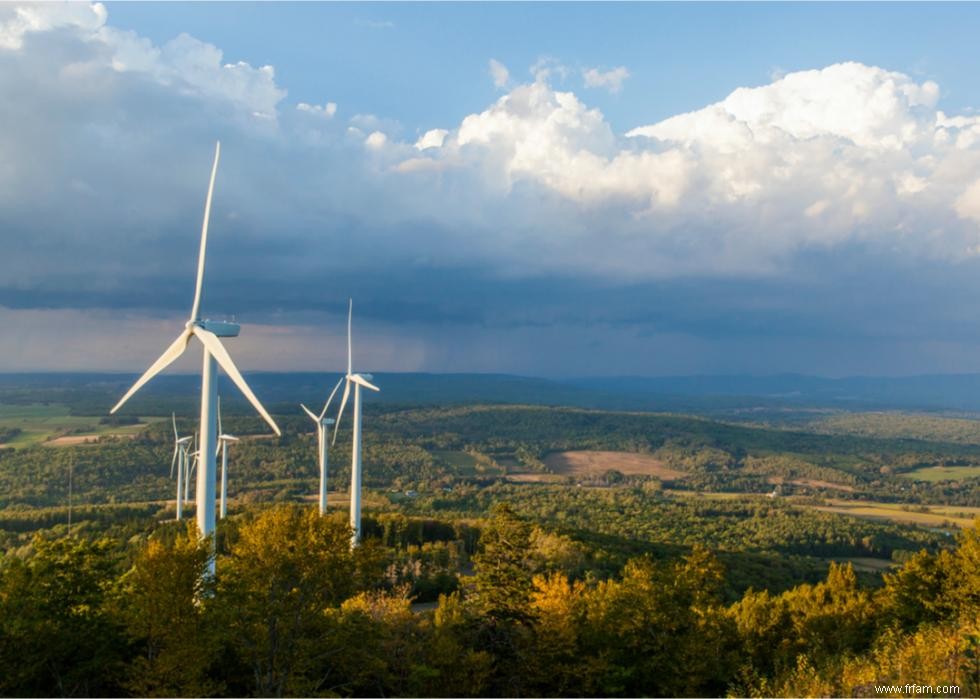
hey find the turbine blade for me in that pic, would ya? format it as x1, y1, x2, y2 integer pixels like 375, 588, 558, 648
217, 394, 222, 440
190, 141, 221, 322
347, 297, 353, 376
332, 379, 351, 446
351, 374, 380, 392
172, 412, 178, 440
111, 329, 192, 414
170, 443, 179, 478
319, 376, 345, 420
192, 326, 281, 436
300, 403, 318, 422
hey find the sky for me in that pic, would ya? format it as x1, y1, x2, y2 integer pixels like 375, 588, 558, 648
3, 2, 980, 377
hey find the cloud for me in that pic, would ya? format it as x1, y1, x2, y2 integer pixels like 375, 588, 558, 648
582, 65, 630, 94
415, 128, 448, 150
5, 4, 980, 374
385, 61, 980, 278
365, 130, 388, 150
0, 1, 106, 50
530, 55, 569, 83
297, 101, 337, 118
488, 58, 509, 89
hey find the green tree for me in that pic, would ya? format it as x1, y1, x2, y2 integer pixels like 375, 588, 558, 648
214, 506, 382, 697
118, 524, 222, 697
0, 535, 126, 696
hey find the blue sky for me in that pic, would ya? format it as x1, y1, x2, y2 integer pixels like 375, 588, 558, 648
3, 2, 980, 377
105, 2, 980, 132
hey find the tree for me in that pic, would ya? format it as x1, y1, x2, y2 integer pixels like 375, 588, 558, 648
118, 524, 222, 697
214, 506, 383, 697
472, 503, 535, 621
0, 535, 126, 697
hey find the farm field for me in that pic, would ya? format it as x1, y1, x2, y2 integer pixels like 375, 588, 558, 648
0, 403, 160, 448
767, 476, 855, 492
800, 498, 980, 529
543, 449, 688, 480
899, 464, 980, 482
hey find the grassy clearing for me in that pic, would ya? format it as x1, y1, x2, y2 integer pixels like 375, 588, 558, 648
668, 491, 754, 501
767, 476, 856, 492
899, 465, 980, 482
833, 557, 897, 573
667, 491, 979, 530
797, 498, 980, 529
505, 472, 567, 484
544, 450, 688, 481
432, 450, 479, 475
0, 403, 160, 448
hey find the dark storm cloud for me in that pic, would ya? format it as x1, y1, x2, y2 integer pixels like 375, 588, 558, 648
4, 4, 980, 375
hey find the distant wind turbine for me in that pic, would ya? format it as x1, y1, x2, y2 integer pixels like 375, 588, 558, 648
217, 396, 238, 519
110, 142, 280, 573
332, 299, 380, 546
170, 413, 192, 521
185, 433, 198, 507
301, 377, 341, 515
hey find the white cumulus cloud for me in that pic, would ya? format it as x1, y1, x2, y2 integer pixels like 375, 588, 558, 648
582, 66, 630, 94
297, 101, 337, 118
489, 58, 509, 89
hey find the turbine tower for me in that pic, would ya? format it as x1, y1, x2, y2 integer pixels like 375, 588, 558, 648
217, 396, 238, 519
184, 433, 197, 506
110, 142, 281, 573
301, 376, 342, 515
170, 414, 192, 521
333, 299, 379, 546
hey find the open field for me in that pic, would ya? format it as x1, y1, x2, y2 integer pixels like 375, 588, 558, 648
800, 498, 980, 529
833, 557, 898, 573
544, 450, 688, 480
432, 450, 482, 475
668, 491, 979, 530
768, 476, 856, 492
0, 403, 162, 448
505, 472, 566, 484
668, 490, 761, 501
899, 465, 980, 482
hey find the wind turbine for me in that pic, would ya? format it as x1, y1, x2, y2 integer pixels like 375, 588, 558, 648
170, 414, 192, 521
185, 433, 198, 506
217, 396, 238, 519
332, 299, 380, 546
301, 377, 342, 515
110, 141, 281, 573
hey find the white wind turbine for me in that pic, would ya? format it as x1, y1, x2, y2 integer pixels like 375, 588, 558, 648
170, 413, 193, 521
185, 433, 198, 507
332, 299, 380, 546
216, 396, 238, 519
110, 141, 280, 573
300, 378, 341, 515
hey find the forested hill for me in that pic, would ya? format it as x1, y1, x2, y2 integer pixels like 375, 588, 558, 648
11, 371, 980, 416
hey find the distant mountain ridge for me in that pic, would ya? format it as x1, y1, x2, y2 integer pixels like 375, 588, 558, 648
568, 373, 980, 412
4, 371, 980, 416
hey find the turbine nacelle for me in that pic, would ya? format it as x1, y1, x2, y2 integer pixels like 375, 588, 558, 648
200, 319, 240, 337
332, 300, 380, 445
350, 373, 380, 392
